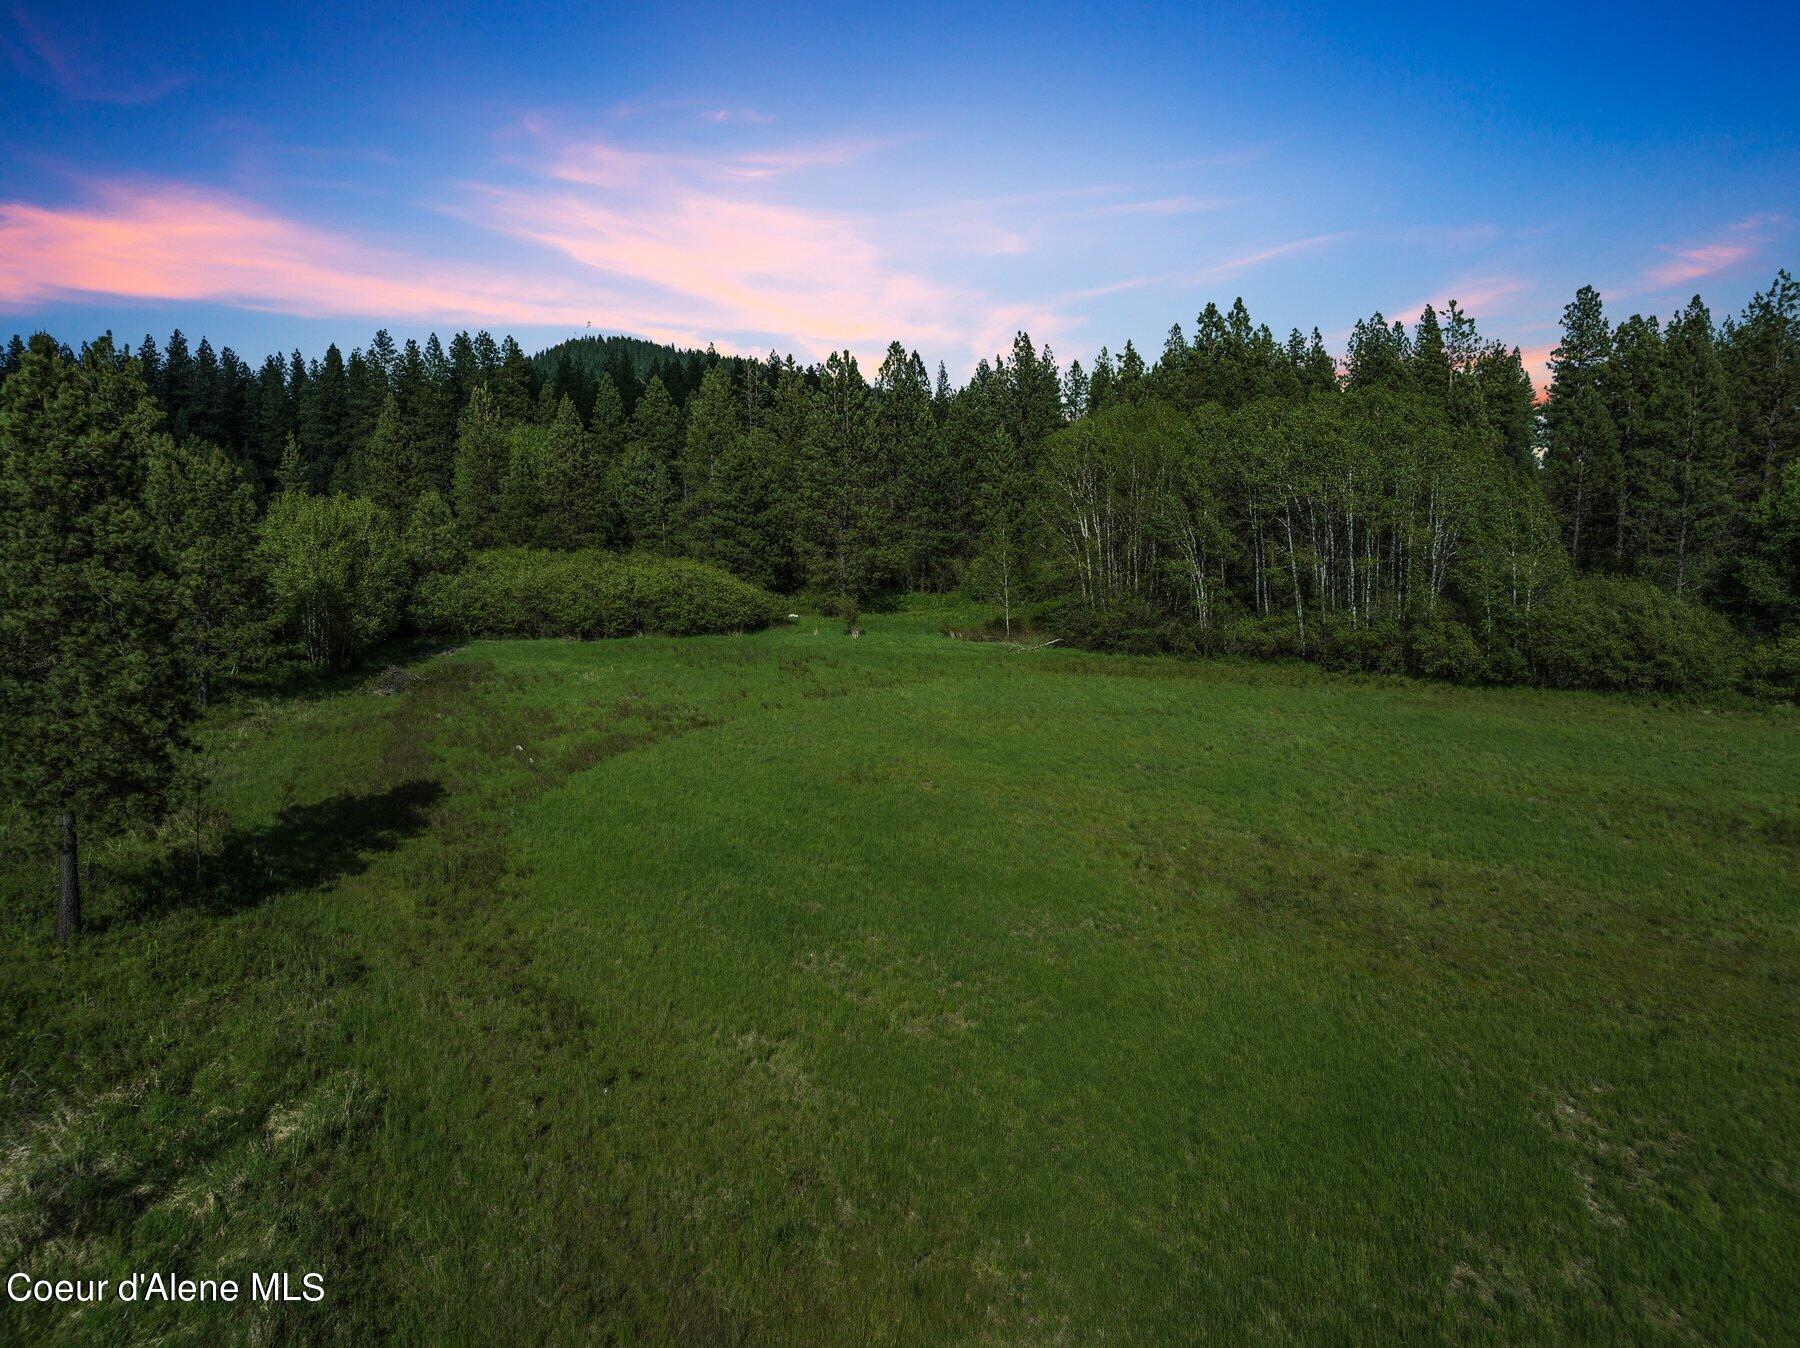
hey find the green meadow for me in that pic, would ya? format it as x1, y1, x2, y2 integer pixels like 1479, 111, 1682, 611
3, 606, 1796, 1344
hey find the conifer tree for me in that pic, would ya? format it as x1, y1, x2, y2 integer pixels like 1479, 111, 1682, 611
452, 385, 511, 547
492, 337, 537, 422
1602, 314, 1669, 568
796, 351, 899, 600
0, 337, 194, 941
162, 329, 194, 438
1346, 313, 1409, 390
498, 424, 554, 548
1410, 306, 1453, 402
1543, 286, 1620, 567
541, 395, 601, 547
1722, 270, 1800, 501
146, 436, 270, 708
358, 395, 420, 515
1117, 340, 1147, 404
405, 487, 466, 577
679, 365, 740, 552
610, 376, 682, 552
1654, 298, 1737, 595
302, 343, 348, 486
276, 432, 309, 496
874, 343, 951, 586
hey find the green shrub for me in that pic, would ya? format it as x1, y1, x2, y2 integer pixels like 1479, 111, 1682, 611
1317, 618, 1407, 676
1216, 613, 1303, 662
1741, 632, 1800, 700
1530, 575, 1741, 693
1051, 599, 1190, 656
261, 493, 409, 669
415, 549, 783, 640
1406, 618, 1487, 683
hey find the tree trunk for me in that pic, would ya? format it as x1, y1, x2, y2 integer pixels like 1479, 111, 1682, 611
198, 666, 211, 710
56, 811, 81, 943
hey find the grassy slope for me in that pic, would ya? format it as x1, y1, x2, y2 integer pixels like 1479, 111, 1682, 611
2, 607, 1796, 1344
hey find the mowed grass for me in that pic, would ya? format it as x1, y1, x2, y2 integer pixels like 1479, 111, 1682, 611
2, 606, 1796, 1343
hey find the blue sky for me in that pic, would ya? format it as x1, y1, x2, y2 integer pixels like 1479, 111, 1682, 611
3, 2, 1796, 385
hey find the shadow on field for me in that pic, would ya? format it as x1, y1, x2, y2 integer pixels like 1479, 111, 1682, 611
113, 778, 446, 927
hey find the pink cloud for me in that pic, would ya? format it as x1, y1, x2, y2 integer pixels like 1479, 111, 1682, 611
477, 128, 1072, 362
1392, 274, 1529, 324
0, 181, 615, 330
1645, 242, 1754, 290
1643, 215, 1783, 291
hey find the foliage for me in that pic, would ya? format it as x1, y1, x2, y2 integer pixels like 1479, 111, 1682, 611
0, 336, 196, 843
145, 435, 272, 706
1528, 574, 1741, 693
414, 548, 783, 639
260, 492, 410, 668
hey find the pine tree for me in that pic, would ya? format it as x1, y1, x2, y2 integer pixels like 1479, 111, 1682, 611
1654, 298, 1737, 596
541, 395, 601, 547
610, 376, 682, 552
251, 353, 291, 488
146, 436, 270, 708
301, 344, 348, 487
405, 487, 466, 576
0, 336, 195, 941
796, 351, 906, 600
1410, 306, 1452, 403
498, 424, 554, 548
1602, 314, 1669, 569
162, 329, 194, 438
452, 385, 511, 548
359, 395, 420, 515
874, 344, 951, 587
1473, 342, 1538, 472
1063, 360, 1090, 421
1722, 270, 1800, 502
1346, 313, 1409, 390
344, 347, 387, 480
277, 432, 309, 496
1089, 347, 1118, 414
1300, 328, 1338, 394
703, 424, 782, 588
679, 364, 740, 552
1117, 340, 1147, 404
492, 336, 536, 422
1543, 286, 1619, 567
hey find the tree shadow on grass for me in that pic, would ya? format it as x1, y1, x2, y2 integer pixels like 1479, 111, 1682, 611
107, 778, 446, 929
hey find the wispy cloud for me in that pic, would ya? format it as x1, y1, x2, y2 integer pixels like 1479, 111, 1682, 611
700, 107, 773, 125
1067, 232, 1347, 302
1390, 274, 1529, 324
3, 7, 186, 104
0, 181, 600, 328
543, 131, 893, 187
1642, 215, 1783, 291
472, 127, 1065, 360
1061, 195, 1231, 221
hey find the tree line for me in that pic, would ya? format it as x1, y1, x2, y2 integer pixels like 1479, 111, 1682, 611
3, 276, 1796, 937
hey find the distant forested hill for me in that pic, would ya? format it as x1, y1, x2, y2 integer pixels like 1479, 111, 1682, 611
532, 333, 759, 416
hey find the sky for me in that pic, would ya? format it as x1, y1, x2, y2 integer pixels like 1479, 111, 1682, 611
2, 2, 1796, 389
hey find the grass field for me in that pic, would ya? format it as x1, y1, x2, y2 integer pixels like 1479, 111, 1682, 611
3, 604, 1797, 1344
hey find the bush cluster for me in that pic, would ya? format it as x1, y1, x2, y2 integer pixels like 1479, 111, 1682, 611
1052, 574, 1757, 696
414, 548, 784, 640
